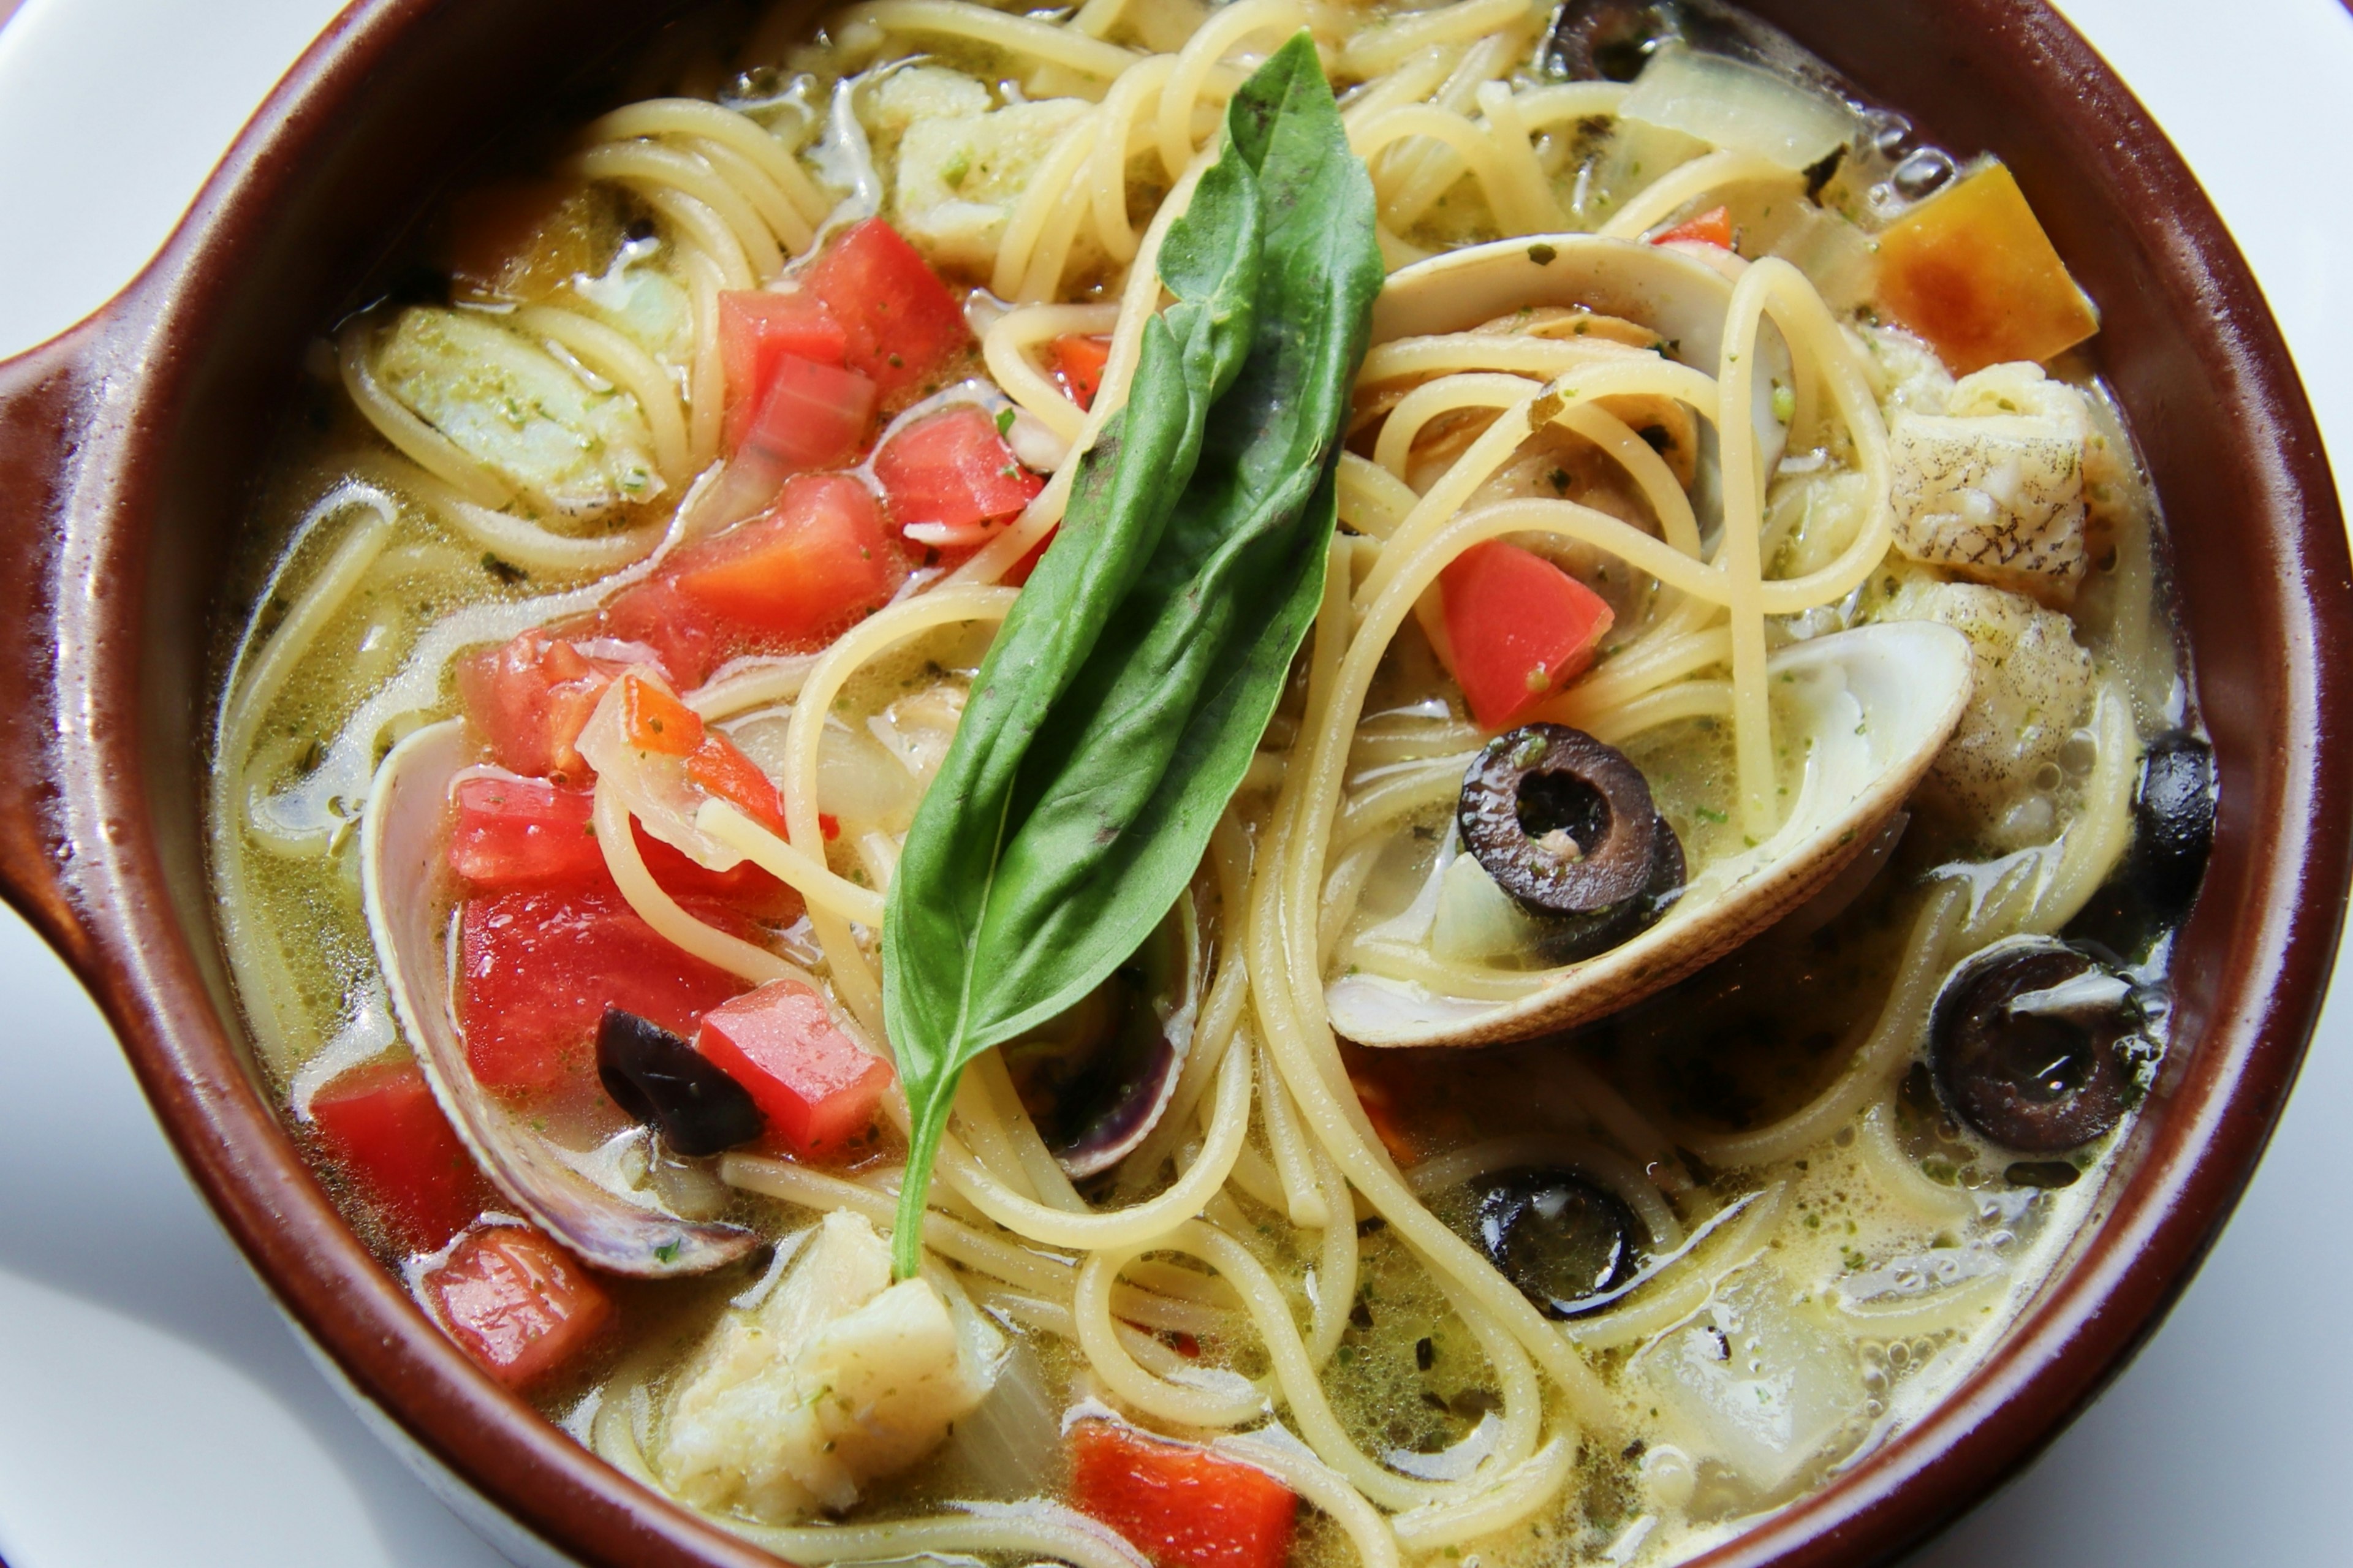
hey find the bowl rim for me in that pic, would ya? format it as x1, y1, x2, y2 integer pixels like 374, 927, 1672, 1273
0, 0, 2343, 1565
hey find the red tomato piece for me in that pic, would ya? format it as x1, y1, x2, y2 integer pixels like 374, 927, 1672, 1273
739, 353, 879, 473
720, 289, 849, 453
456, 631, 635, 783
1050, 334, 1112, 411
686, 730, 789, 837
695, 980, 893, 1158
1654, 205, 1734, 250
458, 887, 750, 1092
671, 474, 905, 645
1069, 1423, 1297, 1568
446, 773, 797, 916
1346, 1067, 1421, 1167
618, 672, 706, 756
588, 577, 726, 692
423, 1226, 612, 1390
802, 218, 971, 400
874, 406, 1044, 531
1003, 524, 1058, 588
447, 776, 605, 888
818, 812, 841, 841
308, 1059, 490, 1251
1436, 540, 1616, 730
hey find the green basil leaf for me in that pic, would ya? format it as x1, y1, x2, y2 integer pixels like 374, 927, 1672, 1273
881, 34, 1382, 1278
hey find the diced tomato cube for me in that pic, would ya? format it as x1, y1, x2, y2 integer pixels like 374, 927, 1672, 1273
618, 672, 705, 756
456, 631, 632, 783
1346, 1067, 1421, 1167
448, 776, 605, 888
588, 577, 726, 691
423, 1226, 612, 1390
720, 289, 849, 453
695, 980, 892, 1158
819, 812, 841, 841
671, 474, 905, 645
448, 771, 798, 917
308, 1059, 491, 1251
1069, 1423, 1297, 1568
1653, 205, 1734, 250
802, 219, 971, 400
1435, 541, 1616, 730
1003, 524, 1058, 588
874, 405, 1044, 532
1050, 334, 1112, 411
739, 353, 879, 472
459, 887, 751, 1093
687, 730, 789, 836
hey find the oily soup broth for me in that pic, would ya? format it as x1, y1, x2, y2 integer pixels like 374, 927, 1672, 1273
207, 1, 2206, 1566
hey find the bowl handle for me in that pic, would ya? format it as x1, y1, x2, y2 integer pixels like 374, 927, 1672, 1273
0, 327, 112, 969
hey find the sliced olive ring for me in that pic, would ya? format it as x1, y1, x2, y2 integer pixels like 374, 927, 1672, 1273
1473, 1167, 1639, 1317
1548, 1, 1683, 81
597, 1007, 765, 1157
1458, 724, 1687, 961
2134, 729, 2217, 914
1928, 938, 2154, 1156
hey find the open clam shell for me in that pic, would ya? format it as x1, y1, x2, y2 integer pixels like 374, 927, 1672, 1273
361, 719, 759, 1276
1368, 232, 1793, 471
1330, 622, 1975, 1048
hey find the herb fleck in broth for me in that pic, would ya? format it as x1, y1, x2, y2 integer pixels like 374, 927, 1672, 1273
207, 1, 2207, 1564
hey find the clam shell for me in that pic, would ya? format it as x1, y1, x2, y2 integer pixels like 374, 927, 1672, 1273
361, 719, 759, 1276
1369, 232, 1792, 471
1329, 622, 1975, 1048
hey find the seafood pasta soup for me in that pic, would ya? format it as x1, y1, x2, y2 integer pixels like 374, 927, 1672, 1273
208, 1, 2213, 1564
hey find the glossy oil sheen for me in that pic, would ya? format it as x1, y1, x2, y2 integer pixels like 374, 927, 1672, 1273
0, 2, 2341, 1566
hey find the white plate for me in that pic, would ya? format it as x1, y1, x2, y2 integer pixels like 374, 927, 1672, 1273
0, 2, 2344, 1565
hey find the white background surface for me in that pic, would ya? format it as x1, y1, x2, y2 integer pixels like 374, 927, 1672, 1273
0, 1, 2345, 1563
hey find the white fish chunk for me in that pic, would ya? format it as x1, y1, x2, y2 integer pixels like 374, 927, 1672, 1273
376, 306, 662, 517
892, 90, 1090, 272
1882, 577, 2094, 839
1889, 363, 2093, 600
656, 1211, 1002, 1523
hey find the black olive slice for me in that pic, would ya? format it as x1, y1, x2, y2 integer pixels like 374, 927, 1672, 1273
1929, 939, 2152, 1155
2134, 730, 2217, 914
596, 1007, 765, 1157
1458, 725, 1687, 961
1473, 1167, 1639, 1317
1548, 1, 1682, 81
2066, 729, 2217, 961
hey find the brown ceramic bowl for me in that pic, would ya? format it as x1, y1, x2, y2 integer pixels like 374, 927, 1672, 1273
0, 1, 2341, 1564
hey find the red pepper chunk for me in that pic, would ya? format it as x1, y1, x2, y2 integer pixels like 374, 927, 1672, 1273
802, 218, 971, 399
459, 887, 750, 1092
670, 473, 905, 645
619, 673, 706, 756
1434, 541, 1615, 731
1069, 1423, 1297, 1568
687, 730, 790, 838
695, 980, 892, 1159
1653, 205, 1734, 250
874, 405, 1044, 531
1050, 334, 1112, 411
423, 1226, 612, 1390
308, 1059, 491, 1252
